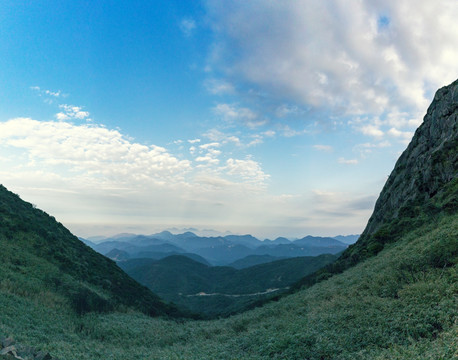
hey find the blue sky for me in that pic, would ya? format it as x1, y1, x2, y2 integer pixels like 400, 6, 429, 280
1, 0, 457, 239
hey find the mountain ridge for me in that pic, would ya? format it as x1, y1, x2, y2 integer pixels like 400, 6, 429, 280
83, 232, 349, 266
0, 185, 184, 318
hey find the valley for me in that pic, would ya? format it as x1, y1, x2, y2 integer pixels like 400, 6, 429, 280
78, 228, 349, 317
118, 253, 337, 317
0, 78, 456, 359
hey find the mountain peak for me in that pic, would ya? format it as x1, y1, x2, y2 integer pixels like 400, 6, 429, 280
364, 79, 457, 236
343, 79, 457, 263
294, 79, 457, 289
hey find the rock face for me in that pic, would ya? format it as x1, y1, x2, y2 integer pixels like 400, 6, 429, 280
0, 337, 55, 360
363, 79, 458, 236
294, 79, 458, 290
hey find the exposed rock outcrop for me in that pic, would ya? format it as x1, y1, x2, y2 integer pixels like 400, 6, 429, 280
0, 337, 55, 360
363, 79, 458, 235
294, 79, 458, 289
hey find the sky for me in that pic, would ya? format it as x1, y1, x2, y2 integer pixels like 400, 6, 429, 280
0, 0, 457, 239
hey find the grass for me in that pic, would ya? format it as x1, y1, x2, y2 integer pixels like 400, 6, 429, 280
1, 212, 456, 359
0, 184, 184, 318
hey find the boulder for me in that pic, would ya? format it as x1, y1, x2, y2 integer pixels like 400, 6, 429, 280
0, 338, 15, 349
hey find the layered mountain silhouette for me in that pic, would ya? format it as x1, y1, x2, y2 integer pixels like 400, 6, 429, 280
83, 231, 351, 266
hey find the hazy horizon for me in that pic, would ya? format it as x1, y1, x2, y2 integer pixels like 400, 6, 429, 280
77, 227, 360, 243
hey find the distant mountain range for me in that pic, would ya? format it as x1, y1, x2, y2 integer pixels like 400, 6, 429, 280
85, 230, 349, 315
80, 231, 357, 266
88, 230, 349, 316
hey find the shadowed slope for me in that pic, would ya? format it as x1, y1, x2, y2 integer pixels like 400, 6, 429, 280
0, 185, 184, 317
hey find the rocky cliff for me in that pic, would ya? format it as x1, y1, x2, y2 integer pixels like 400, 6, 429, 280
363, 79, 458, 235
294, 79, 458, 288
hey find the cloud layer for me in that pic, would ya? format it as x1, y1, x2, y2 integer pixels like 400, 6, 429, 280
205, 0, 458, 136
0, 115, 372, 238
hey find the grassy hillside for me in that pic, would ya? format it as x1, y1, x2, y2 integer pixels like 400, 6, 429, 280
120, 254, 337, 317
1, 212, 455, 359
0, 185, 183, 318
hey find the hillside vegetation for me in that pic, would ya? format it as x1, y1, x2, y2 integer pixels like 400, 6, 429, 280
0, 185, 183, 318
1, 212, 456, 359
120, 254, 337, 317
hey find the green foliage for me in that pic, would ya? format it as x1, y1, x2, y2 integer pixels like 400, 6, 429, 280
0, 185, 183, 318
1, 210, 456, 359
120, 254, 337, 317
70, 286, 113, 316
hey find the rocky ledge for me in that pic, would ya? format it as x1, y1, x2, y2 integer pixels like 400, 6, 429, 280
0, 337, 57, 360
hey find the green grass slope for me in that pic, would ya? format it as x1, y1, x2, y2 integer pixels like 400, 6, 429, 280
0, 185, 183, 318
1, 212, 455, 359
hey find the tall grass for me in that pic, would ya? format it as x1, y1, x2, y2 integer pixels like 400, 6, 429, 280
1, 213, 456, 359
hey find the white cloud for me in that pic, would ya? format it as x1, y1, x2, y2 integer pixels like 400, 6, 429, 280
309, 190, 377, 224
387, 127, 414, 144
203, 129, 242, 146
275, 104, 301, 118
280, 125, 307, 137
56, 104, 90, 121
205, 0, 458, 133
179, 18, 196, 37
338, 157, 359, 165
188, 139, 201, 144
354, 141, 391, 157
30, 86, 62, 97
226, 135, 241, 145
30, 86, 65, 103
247, 135, 263, 147
205, 78, 235, 95
0, 118, 190, 186
199, 142, 221, 150
262, 130, 276, 137
313, 145, 333, 152
359, 124, 384, 138
0, 116, 277, 233
213, 103, 265, 128
204, 129, 225, 142
45, 89, 62, 97
356, 141, 391, 150
208, 148, 221, 157
225, 157, 270, 184
195, 155, 220, 165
